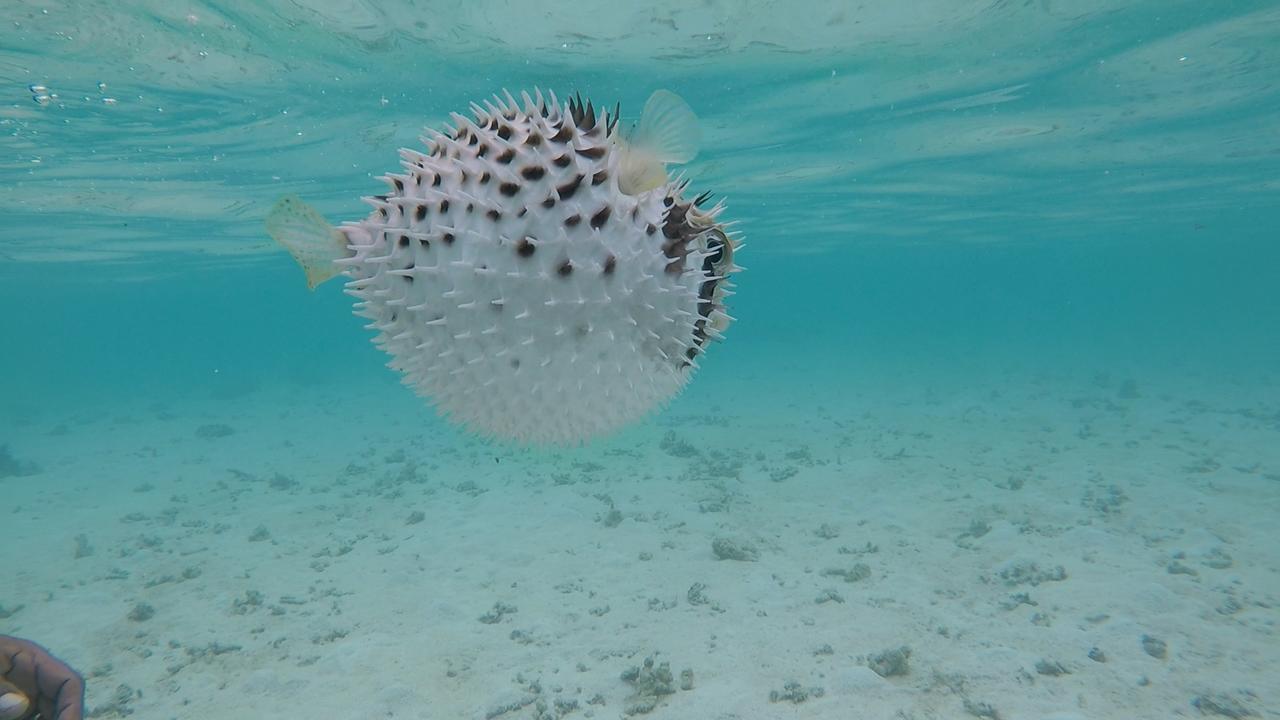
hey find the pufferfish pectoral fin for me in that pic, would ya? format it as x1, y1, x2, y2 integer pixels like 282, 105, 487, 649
617, 89, 702, 195
265, 195, 351, 290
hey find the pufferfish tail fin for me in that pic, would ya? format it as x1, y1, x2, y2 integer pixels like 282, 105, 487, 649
618, 90, 702, 195
265, 195, 350, 290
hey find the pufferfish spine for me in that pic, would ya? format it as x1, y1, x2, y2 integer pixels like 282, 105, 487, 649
266, 89, 742, 445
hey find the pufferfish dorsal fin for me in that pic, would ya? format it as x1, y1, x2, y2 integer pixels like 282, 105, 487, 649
618, 90, 702, 196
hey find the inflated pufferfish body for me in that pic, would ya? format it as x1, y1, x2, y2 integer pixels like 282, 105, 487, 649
267, 89, 740, 445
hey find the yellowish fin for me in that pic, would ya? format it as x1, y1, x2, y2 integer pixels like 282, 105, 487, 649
618, 90, 702, 195
265, 195, 349, 290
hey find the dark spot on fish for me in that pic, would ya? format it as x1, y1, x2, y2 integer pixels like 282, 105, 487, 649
479, 171, 491, 184
466, 203, 474, 213
477, 144, 490, 157
510, 358, 521, 369
442, 232, 455, 245
565, 213, 582, 227
373, 194, 388, 202
592, 170, 608, 185
590, 206, 611, 230
558, 260, 573, 276
487, 209, 501, 221
497, 148, 515, 164
497, 124, 513, 140
397, 234, 410, 248
467, 133, 479, 146
487, 117, 498, 130
415, 205, 427, 221
417, 237, 431, 249
551, 124, 573, 143
577, 145, 605, 160
393, 178, 404, 192
521, 165, 546, 181
516, 237, 536, 257
432, 174, 442, 187
553, 154, 571, 168
645, 223, 656, 235
439, 199, 450, 214
557, 174, 584, 200
541, 196, 556, 209
517, 207, 528, 217
378, 208, 388, 220
663, 196, 674, 207
499, 182, 520, 197
686, 347, 698, 360
403, 274, 414, 285
603, 254, 616, 275
525, 132, 542, 147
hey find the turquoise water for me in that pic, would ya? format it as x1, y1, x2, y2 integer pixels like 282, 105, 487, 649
2, 2, 1278, 718
4, 2, 1278, 404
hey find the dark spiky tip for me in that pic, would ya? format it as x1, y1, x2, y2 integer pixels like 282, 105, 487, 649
607, 101, 621, 136
568, 91, 599, 131
564, 92, 623, 136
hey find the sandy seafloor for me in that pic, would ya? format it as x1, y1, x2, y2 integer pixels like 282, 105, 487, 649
3, 365, 1278, 720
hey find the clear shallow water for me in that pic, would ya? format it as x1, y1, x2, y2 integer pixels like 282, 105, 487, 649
4, 2, 1278, 259
2, 2, 1279, 719
3, 1, 1278, 393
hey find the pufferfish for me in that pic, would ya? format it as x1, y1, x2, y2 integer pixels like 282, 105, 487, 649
267, 89, 741, 445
